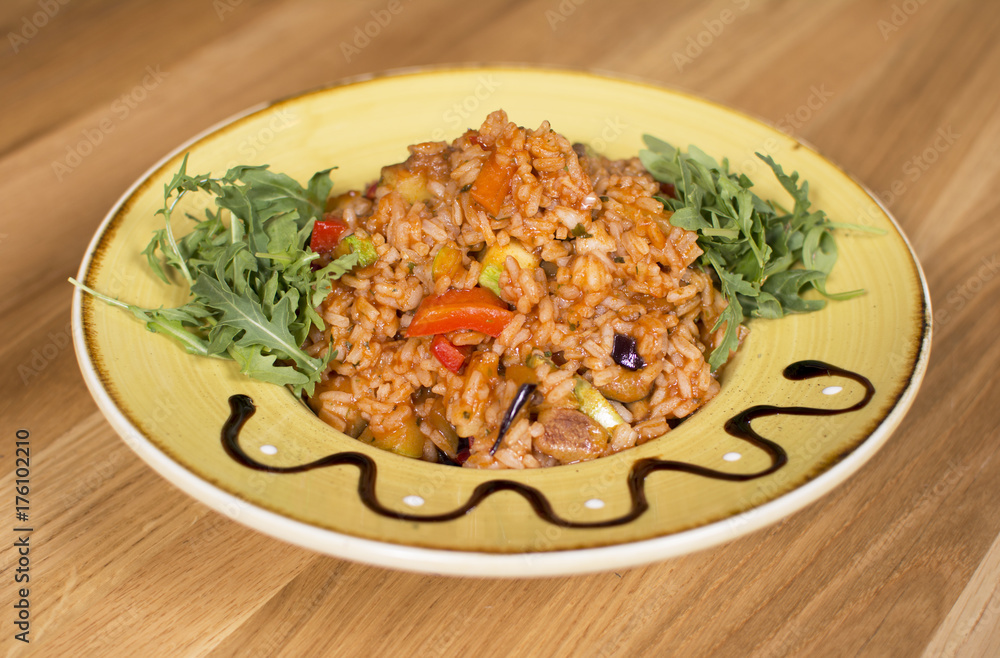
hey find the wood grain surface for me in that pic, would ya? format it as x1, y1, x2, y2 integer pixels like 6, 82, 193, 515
2, 0, 999, 656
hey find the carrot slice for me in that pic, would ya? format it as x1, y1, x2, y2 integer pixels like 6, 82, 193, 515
470, 153, 515, 216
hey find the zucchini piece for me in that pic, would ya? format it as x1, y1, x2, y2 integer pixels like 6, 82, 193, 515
477, 239, 539, 296
573, 377, 626, 432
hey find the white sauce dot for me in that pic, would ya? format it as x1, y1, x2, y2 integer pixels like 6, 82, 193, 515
584, 498, 605, 510
259, 444, 278, 455
402, 495, 425, 507
822, 386, 843, 396
723, 452, 742, 462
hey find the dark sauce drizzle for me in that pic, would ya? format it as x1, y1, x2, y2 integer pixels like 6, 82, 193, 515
223, 360, 873, 528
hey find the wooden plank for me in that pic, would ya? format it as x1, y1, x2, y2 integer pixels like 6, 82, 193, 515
2, 0, 1000, 655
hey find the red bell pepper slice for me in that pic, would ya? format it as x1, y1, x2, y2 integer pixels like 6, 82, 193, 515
309, 216, 349, 254
406, 288, 514, 338
470, 153, 515, 217
430, 335, 472, 373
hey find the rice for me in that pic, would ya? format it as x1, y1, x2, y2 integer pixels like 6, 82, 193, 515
303, 110, 730, 468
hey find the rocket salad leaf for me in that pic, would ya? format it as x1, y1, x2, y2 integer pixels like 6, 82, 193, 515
639, 137, 883, 371
71, 155, 365, 395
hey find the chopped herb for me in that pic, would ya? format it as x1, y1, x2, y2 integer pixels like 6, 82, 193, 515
407, 261, 416, 273
613, 256, 625, 263
460, 183, 473, 192
570, 224, 593, 238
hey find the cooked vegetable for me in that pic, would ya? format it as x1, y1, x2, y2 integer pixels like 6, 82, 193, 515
596, 366, 659, 404
341, 233, 378, 268
573, 377, 626, 431
639, 137, 883, 370
359, 415, 424, 458
535, 408, 608, 464
380, 164, 432, 204
432, 244, 464, 282
477, 239, 539, 297
406, 287, 514, 337
470, 152, 515, 216
309, 216, 349, 254
504, 364, 539, 388
425, 400, 460, 457
611, 333, 645, 371
70, 155, 357, 395
490, 383, 537, 455
454, 436, 471, 465
430, 335, 471, 374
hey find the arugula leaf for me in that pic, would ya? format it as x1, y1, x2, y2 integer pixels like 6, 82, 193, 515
71, 156, 362, 396
641, 136, 884, 371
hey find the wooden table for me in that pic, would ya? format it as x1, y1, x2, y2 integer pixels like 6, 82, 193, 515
2, 0, 999, 655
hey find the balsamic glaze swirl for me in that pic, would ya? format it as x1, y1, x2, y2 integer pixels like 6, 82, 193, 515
222, 360, 873, 528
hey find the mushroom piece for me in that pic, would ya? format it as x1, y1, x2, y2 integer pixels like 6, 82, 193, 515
535, 408, 609, 464
597, 365, 659, 403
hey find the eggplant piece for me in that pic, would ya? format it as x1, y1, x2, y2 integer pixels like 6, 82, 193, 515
490, 383, 537, 455
611, 333, 645, 371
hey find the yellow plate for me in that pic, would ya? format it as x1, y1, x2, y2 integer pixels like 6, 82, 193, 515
72, 66, 931, 577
